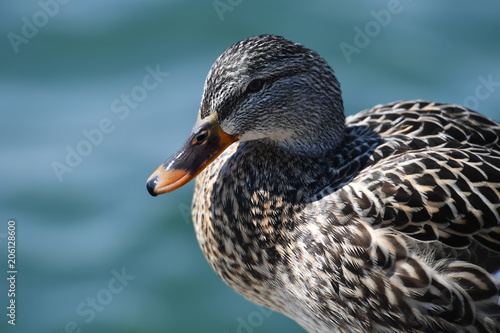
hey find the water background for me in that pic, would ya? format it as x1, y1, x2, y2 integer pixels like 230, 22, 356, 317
1, 1, 499, 332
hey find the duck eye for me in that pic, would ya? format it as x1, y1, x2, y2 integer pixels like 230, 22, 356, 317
246, 79, 265, 92
193, 131, 208, 145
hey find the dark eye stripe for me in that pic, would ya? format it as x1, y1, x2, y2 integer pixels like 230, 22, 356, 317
246, 79, 265, 92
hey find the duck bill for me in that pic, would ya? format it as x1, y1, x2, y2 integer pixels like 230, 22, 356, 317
146, 115, 238, 196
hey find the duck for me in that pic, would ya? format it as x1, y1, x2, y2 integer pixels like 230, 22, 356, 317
146, 35, 500, 333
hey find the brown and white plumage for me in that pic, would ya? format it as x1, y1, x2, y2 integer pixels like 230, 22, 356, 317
147, 35, 500, 332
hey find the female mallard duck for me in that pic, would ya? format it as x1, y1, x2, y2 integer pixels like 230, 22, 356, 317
146, 35, 500, 332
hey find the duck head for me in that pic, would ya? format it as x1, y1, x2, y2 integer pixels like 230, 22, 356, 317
147, 34, 345, 196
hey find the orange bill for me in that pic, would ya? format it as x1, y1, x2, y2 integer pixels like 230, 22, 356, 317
146, 115, 238, 196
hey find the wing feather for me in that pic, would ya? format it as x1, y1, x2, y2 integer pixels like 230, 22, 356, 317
342, 101, 500, 254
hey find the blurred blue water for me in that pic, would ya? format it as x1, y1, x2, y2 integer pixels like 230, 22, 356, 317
0, 1, 499, 332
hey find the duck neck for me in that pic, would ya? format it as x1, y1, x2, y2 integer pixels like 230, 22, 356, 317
271, 110, 347, 159
229, 124, 380, 203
